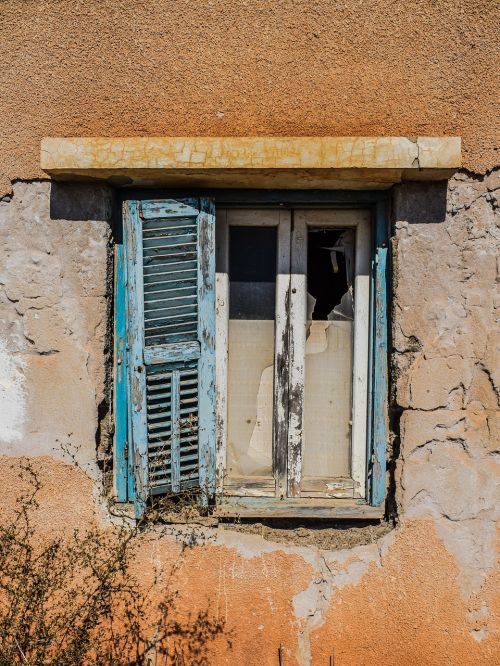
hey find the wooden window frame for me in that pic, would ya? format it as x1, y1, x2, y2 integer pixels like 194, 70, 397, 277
114, 190, 389, 520
288, 210, 371, 500
215, 208, 291, 500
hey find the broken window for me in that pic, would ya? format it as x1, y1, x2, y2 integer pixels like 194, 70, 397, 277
115, 197, 381, 517
217, 208, 371, 502
302, 228, 355, 487
307, 228, 354, 321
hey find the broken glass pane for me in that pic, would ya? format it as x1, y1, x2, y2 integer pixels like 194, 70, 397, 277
302, 228, 355, 482
307, 228, 354, 321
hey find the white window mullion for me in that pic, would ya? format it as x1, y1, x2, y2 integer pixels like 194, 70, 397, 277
287, 215, 307, 497
215, 209, 229, 492
273, 210, 292, 498
350, 215, 371, 497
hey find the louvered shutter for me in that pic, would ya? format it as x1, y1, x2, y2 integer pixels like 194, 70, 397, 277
124, 198, 216, 515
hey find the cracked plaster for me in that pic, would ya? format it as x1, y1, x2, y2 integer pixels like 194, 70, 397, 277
0, 171, 499, 664
0, 181, 113, 472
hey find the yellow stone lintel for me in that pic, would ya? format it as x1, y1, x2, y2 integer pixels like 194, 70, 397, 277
41, 136, 461, 189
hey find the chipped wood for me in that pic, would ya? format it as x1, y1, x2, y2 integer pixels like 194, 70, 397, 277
124, 200, 149, 517
273, 210, 292, 498
222, 476, 275, 497
214, 496, 384, 519
143, 341, 200, 365
114, 237, 128, 502
215, 209, 229, 493
197, 198, 217, 504
300, 476, 355, 499
287, 214, 306, 497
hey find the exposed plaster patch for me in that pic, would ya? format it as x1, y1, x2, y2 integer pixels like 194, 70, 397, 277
0, 180, 113, 469
0, 338, 26, 443
391, 172, 500, 650
292, 532, 396, 665
215, 523, 397, 665
435, 517, 498, 599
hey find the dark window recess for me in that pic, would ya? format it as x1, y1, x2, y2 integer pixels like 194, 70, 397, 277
307, 228, 355, 320
229, 226, 277, 319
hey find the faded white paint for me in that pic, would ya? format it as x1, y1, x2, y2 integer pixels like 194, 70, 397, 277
215, 210, 229, 492
216, 207, 372, 504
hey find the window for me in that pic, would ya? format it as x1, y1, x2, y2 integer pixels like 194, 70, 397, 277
114, 195, 389, 518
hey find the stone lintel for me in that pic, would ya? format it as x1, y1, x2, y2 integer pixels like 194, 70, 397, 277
41, 136, 461, 189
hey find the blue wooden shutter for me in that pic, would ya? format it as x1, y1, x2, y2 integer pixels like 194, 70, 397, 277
124, 198, 216, 516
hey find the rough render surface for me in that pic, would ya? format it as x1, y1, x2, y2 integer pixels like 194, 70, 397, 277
39, 136, 462, 190
0, 0, 499, 195
0, 181, 113, 473
0, 174, 499, 663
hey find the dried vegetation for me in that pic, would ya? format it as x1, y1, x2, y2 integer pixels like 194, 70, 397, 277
0, 462, 227, 666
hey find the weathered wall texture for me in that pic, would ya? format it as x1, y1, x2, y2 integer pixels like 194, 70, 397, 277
0, 182, 113, 474
0, 0, 499, 195
0, 173, 498, 664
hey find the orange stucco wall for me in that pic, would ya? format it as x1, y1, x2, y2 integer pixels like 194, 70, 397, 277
2, 457, 498, 665
0, 0, 499, 195
0, 3, 499, 664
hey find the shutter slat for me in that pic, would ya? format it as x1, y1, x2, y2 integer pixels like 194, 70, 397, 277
144, 296, 196, 316
143, 259, 198, 274
145, 332, 198, 346
148, 408, 198, 422
143, 224, 196, 236
142, 218, 197, 229
144, 251, 197, 265
148, 417, 198, 431
144, 294, 197, 308
145, 310, 197, 324
143, 239, 197, 251
145, 363, 200, 489
145, 279, 198, 291
143, 233, 197, 247
144, 271, 197, 283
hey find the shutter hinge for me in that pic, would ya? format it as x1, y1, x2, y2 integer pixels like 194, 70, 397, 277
124, 440, 129, 461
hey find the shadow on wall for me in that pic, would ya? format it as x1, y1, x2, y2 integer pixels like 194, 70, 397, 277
392, 180, 448, 225
386, 179, 449, 521
50, 181, 117, 464
50, 181, 116, 223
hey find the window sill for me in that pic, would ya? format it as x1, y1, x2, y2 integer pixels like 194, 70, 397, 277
112, 497, 384, 521
214, 496, 384, 520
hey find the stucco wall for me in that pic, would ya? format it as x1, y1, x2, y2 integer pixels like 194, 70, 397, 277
0, 0, 499, 195
0, 173, 498, 664
0, 182, 113, 472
